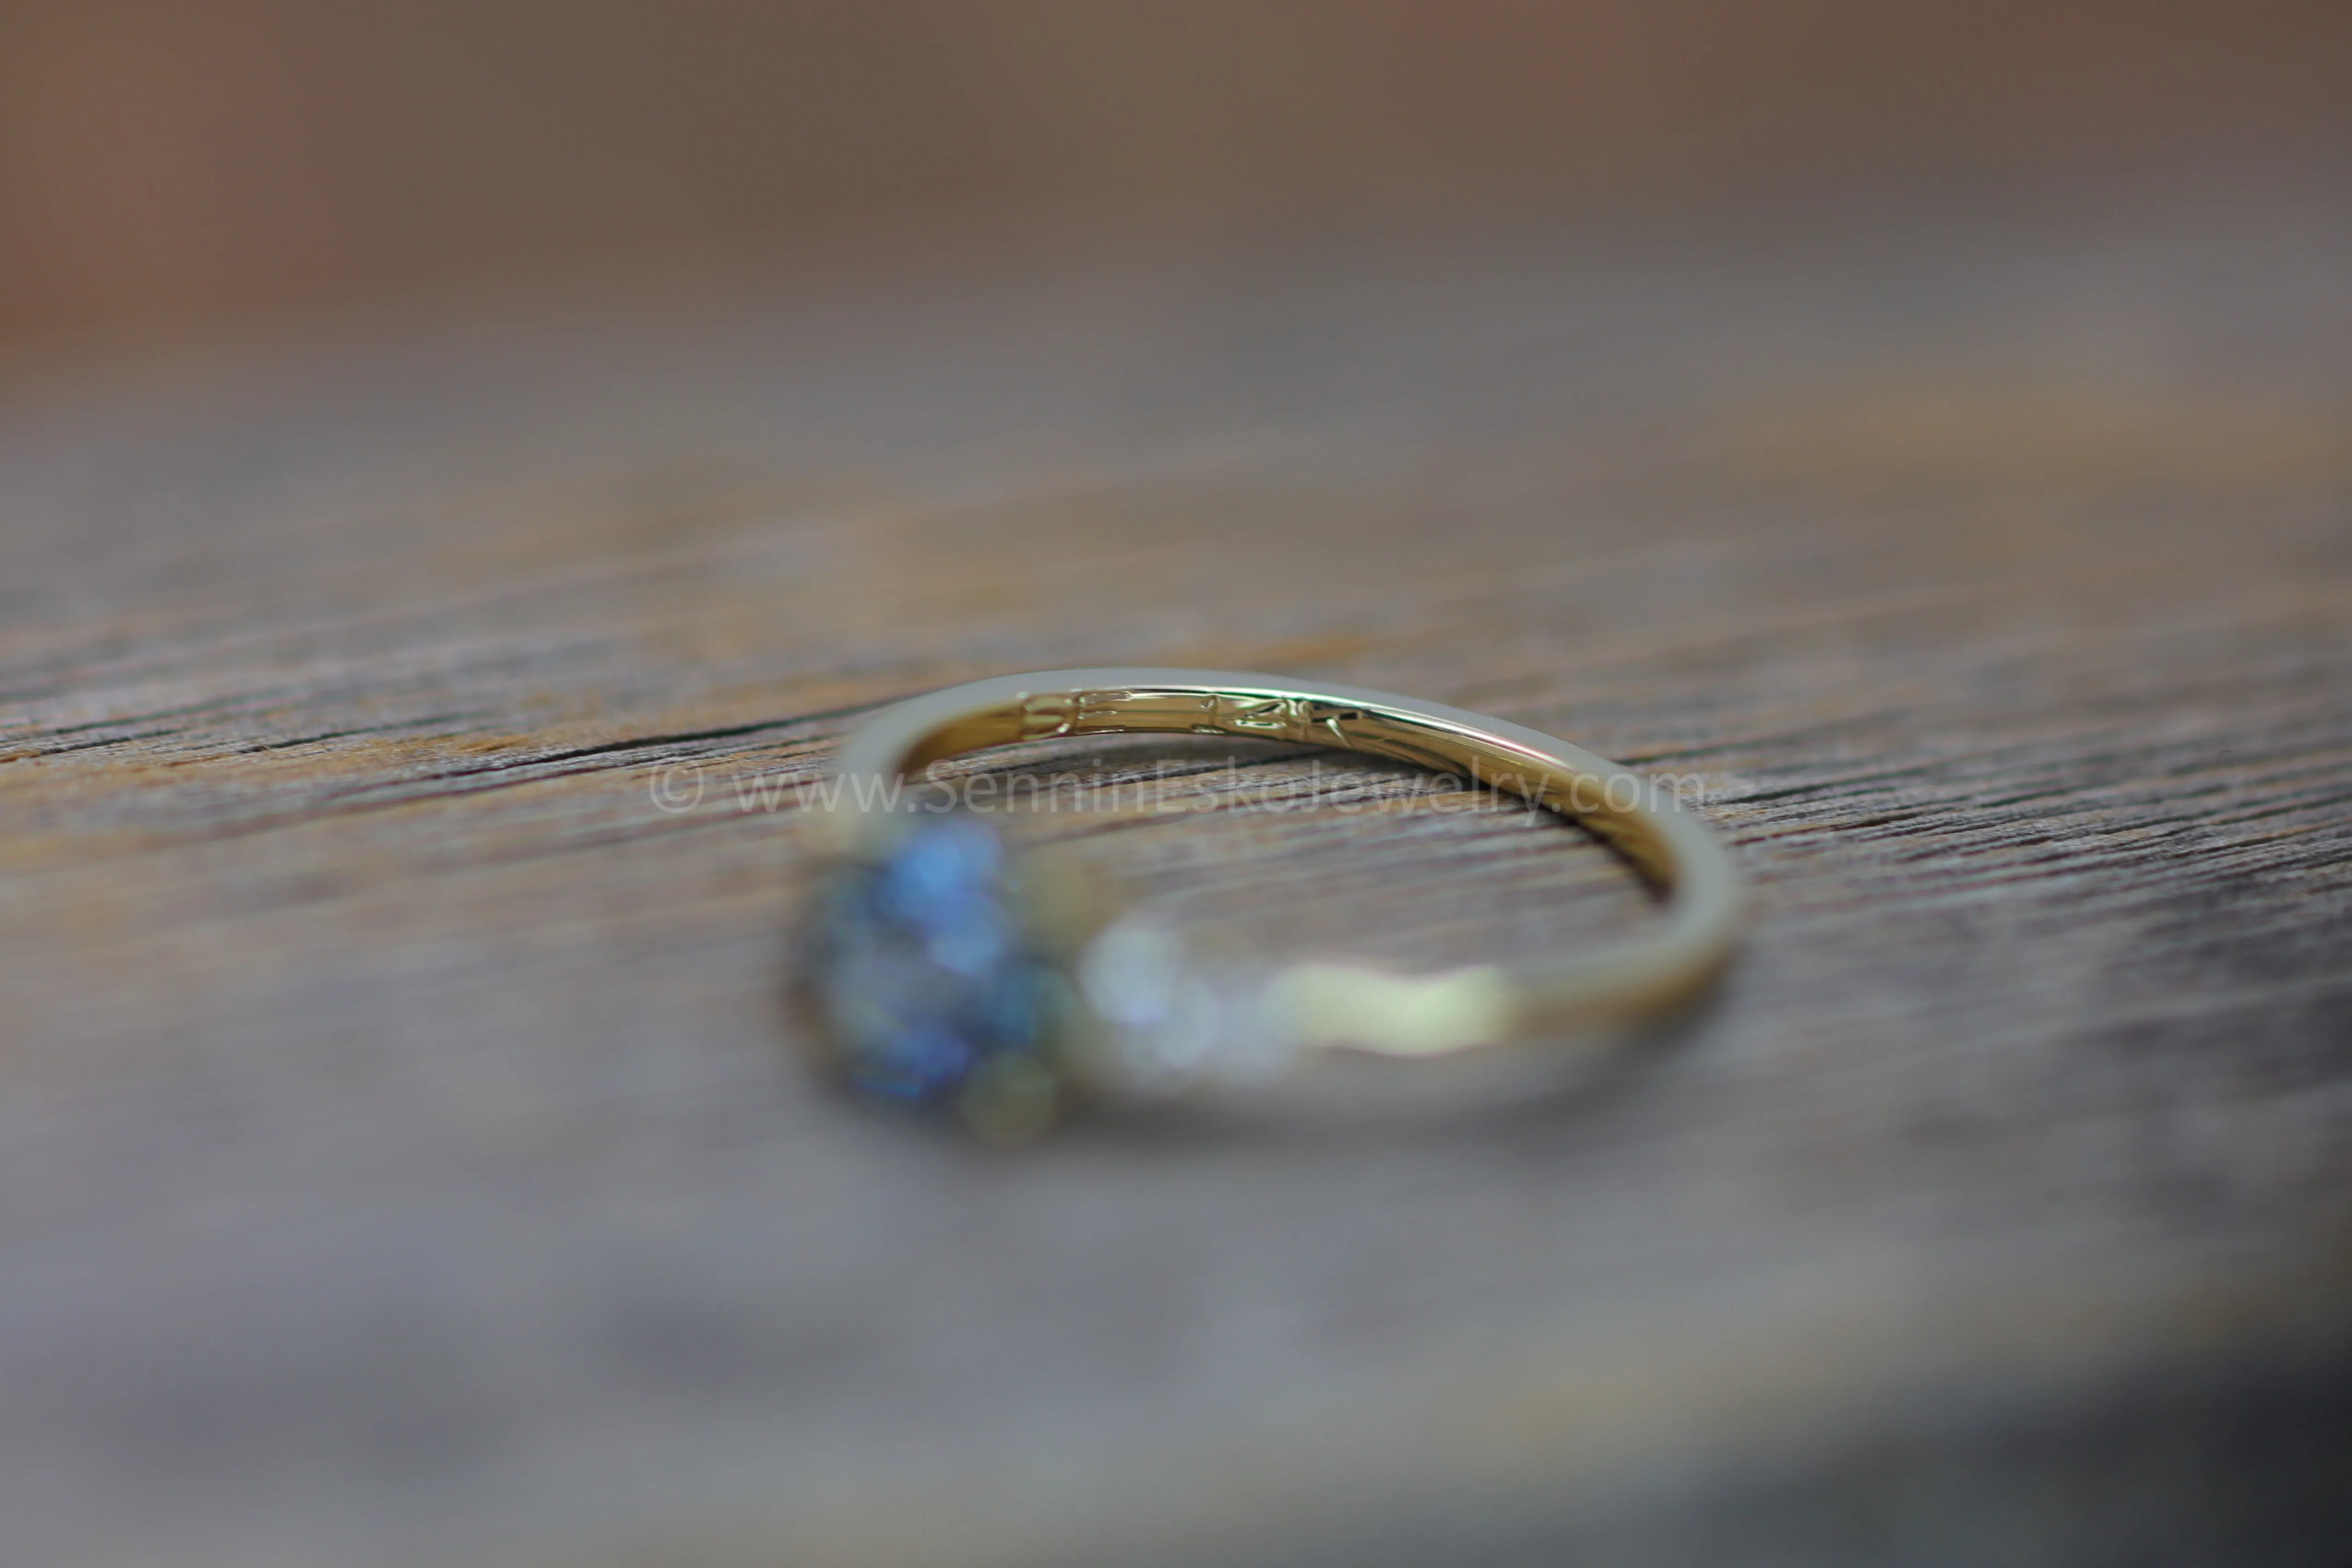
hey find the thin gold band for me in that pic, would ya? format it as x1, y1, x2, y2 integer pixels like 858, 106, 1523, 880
824, 668, 1742, 1065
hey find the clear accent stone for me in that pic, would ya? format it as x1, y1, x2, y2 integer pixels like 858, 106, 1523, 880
1076, 913, 1298, 1096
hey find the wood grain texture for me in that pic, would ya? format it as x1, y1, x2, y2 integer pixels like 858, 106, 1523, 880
3, 202, 2351, 1567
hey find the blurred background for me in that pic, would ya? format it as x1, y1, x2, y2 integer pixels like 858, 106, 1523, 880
6, 0, 2352, 362
6, 7, 2352, 1568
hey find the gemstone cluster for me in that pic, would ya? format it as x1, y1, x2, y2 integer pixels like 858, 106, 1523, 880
796, 815, 1064, 1117
799, 813, 1305, 1134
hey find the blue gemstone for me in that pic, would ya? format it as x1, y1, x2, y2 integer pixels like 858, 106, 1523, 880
801, 817, 1053, 1105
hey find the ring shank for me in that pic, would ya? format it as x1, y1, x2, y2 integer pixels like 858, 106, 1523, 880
826, 669, 1741, 1056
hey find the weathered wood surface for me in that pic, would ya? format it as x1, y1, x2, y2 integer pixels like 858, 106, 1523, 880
3, 204, 2351, 1567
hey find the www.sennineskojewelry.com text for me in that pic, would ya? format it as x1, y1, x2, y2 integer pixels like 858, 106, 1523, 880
646, 758, 1716, 818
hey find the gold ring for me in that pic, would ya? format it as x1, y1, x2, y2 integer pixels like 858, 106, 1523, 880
796, 668, 1743, 1137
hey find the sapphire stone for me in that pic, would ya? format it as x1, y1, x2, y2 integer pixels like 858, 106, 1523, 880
799, 815, 1056, 1105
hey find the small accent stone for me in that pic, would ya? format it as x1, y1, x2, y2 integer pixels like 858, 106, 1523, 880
798, 816, 1060, 1108
1075, 913, 1297, 1096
